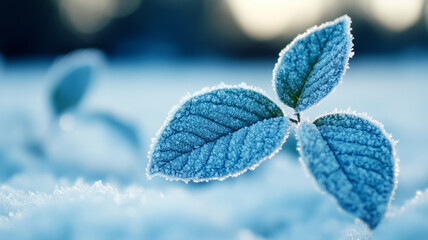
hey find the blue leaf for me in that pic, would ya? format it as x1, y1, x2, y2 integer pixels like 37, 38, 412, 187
48, 49, 105, 117
147, 84, 290, 182
296, 112, 397, 229
273, 15, 353, 112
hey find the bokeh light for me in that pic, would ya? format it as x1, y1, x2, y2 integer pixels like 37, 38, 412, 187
224, 0, 324, 40
368, 0, 424, 32
57, 0, 141, 34
426, 0, 428, 31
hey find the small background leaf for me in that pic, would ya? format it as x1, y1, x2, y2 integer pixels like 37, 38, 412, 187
273, 15, 353, 112
48, 49, 105, 117
296, 113, 397, 229
148, 84, 290, 182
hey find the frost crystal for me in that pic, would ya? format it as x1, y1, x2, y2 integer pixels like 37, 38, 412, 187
147, 85, 290, 182
296, 113, 396, 229
273, 15, 353, 112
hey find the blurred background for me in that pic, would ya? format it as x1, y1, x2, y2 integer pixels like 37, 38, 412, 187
1, 1, 428, 239
1, 0, 428, 58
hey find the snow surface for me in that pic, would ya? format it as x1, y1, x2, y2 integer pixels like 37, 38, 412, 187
0, 52, 427, 239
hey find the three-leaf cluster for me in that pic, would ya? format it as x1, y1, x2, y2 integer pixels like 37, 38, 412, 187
147, 16, 398, 229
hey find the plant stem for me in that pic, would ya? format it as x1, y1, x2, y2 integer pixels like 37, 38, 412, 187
290, 113, 301, 124
290, 118, 299, 124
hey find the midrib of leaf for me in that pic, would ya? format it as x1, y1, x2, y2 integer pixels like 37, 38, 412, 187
158, 94, 284, 165
165, 116, 283, 161
316, 128, 373, 216
317, 130, 353, 185
279, 73, 300, 106
293, 31, 332, 110
159, 91, 283, 155
157, 116, 284, 171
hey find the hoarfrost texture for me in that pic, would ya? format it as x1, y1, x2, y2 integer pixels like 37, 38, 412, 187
273, 15, 353, 112
148, 85, 290, 182
296, 113, 396, 229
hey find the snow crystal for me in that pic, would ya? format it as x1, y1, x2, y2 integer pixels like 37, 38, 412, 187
0, 159, 356, 240
0, 180, 232, 240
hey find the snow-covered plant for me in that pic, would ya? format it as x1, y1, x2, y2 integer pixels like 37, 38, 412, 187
147, 16, 398, 229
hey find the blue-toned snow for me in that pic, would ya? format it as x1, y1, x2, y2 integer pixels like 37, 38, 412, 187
0, 52, 427, 239
296, 114, 396, 229
273, 15, 353, 112
374, 189, 428, 239
148, 86, 289, 182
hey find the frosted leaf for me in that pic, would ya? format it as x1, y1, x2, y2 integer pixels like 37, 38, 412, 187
273, 15, 353, 112
296, 113, 397, 229
147, 85, 290, 182
48, 49, 105, 117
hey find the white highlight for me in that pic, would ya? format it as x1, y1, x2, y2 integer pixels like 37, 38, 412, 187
59, 114, 74, 131
224, 0, 323, 40
369, 0, 423, 32
57, 0, 142, 34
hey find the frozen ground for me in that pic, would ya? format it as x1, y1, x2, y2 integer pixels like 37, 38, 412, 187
0, 52, 427, 239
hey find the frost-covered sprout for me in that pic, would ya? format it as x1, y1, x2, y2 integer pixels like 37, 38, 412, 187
147, 15, 398, 229
47, 49, 105, 117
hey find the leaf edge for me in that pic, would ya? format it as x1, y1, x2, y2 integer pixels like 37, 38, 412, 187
296, 109, 399, 229
146, 83, 291, 183
272, 15, 354, 113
